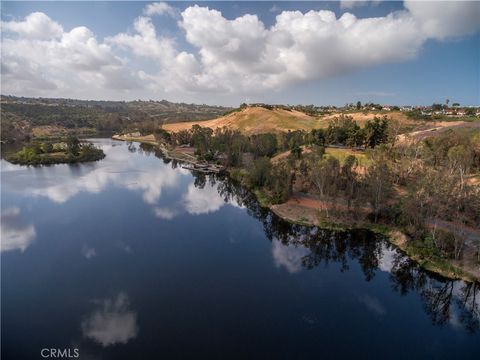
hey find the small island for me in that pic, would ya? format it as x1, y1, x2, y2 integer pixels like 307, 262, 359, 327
5, 136, 105, 166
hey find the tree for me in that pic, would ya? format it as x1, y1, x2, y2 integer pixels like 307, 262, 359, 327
356, 101, 362, 110
447, 145, 473, 189
43, 142, 53, 153
341, 155, 359, 208
365, 155, 393, 222
309, 128, 325, 146
66, 136, 80, 156
311, 157, 340, 198
364, 117, 389, 148
191, 125, 213, 156
269, 162, 294, 203
290, 145, 303, 159
250, 133, 277, 158
248, 157, 272, 187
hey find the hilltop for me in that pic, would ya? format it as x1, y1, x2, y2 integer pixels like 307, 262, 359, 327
163, 106, 324, 134
163, 106, 425, 135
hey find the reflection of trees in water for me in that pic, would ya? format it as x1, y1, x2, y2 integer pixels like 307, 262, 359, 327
150, 150, 480, 334
215, 171, 479, 334
389, 256, 480, 333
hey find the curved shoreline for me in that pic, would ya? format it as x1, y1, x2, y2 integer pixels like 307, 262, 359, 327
112, 135, 479, 283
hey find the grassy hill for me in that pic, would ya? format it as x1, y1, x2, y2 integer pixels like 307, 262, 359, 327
0, 95, 232, 142
163, 106, 326, 134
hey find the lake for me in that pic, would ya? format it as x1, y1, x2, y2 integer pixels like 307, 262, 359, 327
1, 139, 479, 359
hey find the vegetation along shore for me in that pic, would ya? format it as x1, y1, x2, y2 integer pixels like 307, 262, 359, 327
4, 136, 105, 166
112, 104, 480, 282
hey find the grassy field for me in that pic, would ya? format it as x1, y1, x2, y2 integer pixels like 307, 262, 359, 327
324, 147, 372, 167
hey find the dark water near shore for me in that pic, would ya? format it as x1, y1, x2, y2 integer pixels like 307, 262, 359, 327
1, 139, 479, 359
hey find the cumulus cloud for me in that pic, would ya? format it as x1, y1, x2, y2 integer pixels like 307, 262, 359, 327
82, 293, 138, 347
1, 12, 137, 98
404, 0, 480, 40
143, 2, 177, 17
1, 2, 479, 100
1, 12, 63, 39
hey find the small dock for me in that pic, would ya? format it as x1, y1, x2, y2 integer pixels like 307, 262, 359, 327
181, 163, 226, 174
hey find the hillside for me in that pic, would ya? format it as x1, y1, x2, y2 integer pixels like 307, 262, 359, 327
163, 106, 324, 134
0, 95, 232, 142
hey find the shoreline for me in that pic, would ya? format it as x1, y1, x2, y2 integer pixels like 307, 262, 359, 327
112, 134, 479, 283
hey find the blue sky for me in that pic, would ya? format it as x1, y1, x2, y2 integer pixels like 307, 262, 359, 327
1, 1, 479, 106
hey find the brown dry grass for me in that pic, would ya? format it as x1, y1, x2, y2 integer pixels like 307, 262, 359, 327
163, 106, 324, 134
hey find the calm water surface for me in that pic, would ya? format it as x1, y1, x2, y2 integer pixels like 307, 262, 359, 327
1, 139, 479, 359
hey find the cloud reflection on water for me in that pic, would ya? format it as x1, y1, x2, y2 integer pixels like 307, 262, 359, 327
2, 141, 242, 219
0, 207, 36, 252
272, 240, 310, 274
81, 293, 138, 347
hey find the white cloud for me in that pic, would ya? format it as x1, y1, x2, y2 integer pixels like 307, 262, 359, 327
340, 1, 370, 10
1, 2, 479, 100
1, 12, 63, 39
82, 293, 138, 347
1, 12, 138, 98
144, 2, 177, 17
404, 0, 480, 40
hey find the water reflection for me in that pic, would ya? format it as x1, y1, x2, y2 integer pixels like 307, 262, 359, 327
0, 207, 36, 252
183, 166, 480, 334
2, 139, 479, 343
271, 240, 309, 274
358, 294, 386, 316
1, 140, 242, 221
82, 245, 97, 260
81, 293, 139, 347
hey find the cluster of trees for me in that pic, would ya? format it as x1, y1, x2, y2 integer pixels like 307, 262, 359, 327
166, 116, 390, 166
320, 115, 390, 148
157, 117, 480, 265
5, 136, 105, 165
396, 130, 480, 260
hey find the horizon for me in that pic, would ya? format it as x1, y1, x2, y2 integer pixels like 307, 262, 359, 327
1, 93, 478, 108
1, 1, 479, 106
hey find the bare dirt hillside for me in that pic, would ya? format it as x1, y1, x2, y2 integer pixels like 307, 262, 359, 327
397, 120, 480, 144
163, 106, 324, 134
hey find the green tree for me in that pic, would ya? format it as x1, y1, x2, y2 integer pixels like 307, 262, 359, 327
43, 142, 53, 153
364, 117, 389, 148
66, 136, 80, 156
290, 145, 303, 159
248, 157, 272, 187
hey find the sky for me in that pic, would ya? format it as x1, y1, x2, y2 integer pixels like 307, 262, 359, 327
1, 1, 479, 106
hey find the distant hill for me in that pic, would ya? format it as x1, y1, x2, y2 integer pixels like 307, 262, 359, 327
0, 95, 232, 142
163, 106, 325, 134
